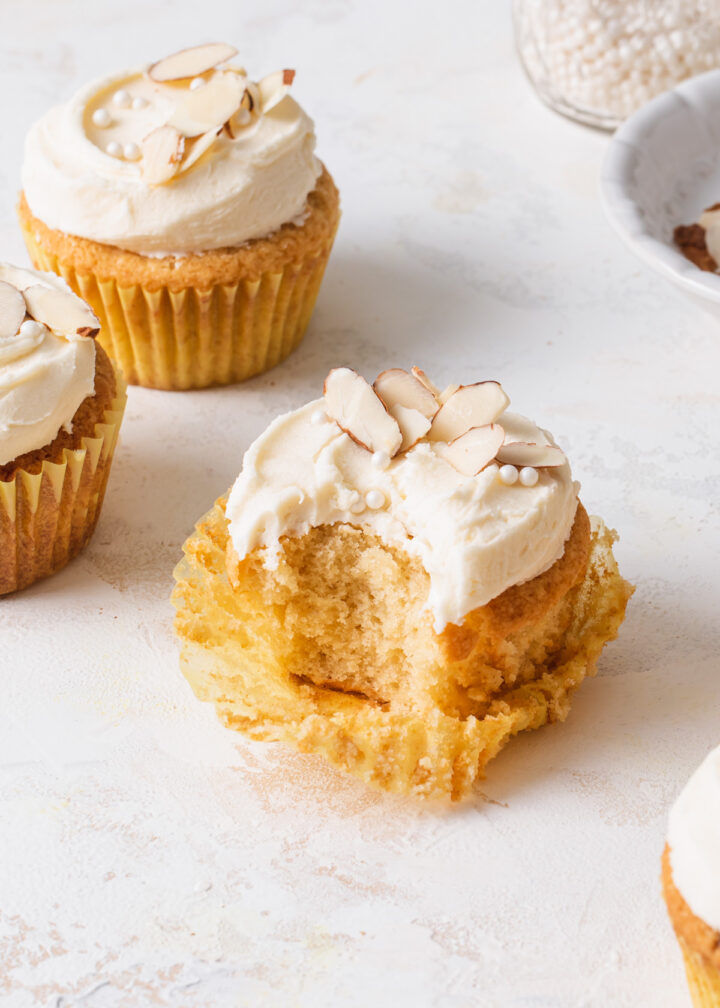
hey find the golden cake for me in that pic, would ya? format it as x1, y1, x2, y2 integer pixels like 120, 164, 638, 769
0, 262, 126, 595
19, 43, 340, 389
663, 747, 720, 1007
172, 366, 632, 799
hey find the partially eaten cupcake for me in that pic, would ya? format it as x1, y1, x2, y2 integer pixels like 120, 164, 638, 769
172, 366, 632, 800
674, 203, 720, 272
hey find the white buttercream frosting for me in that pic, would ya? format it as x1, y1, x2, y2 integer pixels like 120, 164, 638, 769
668, 746, 720, 932
226, 399, 580, 631
22, 66, 321, 255
0, 264, 96, 466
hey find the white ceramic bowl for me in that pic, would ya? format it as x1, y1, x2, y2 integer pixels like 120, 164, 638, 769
601, 68, 720, 318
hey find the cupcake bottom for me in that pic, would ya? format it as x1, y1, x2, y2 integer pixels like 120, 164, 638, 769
172, 499, 632, 800
18, 167, 340, 390
662, 846, 720, 1008
0, 345, 126, 595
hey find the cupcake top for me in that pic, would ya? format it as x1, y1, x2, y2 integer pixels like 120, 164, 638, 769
0, 264, 99, 466
22, 43, 321, 255
668, 745, 720, 932
226, 366, 579, 630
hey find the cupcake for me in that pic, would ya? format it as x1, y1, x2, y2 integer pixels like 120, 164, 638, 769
663, 746, 720, 1007
19, 43, 340, 390
0, 263, 126, 595
172, 366, 632, 800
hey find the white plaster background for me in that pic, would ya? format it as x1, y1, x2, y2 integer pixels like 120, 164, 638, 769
0, 1, 717, 1005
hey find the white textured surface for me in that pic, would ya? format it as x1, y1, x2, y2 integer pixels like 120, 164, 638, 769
0, 2, 717, 1006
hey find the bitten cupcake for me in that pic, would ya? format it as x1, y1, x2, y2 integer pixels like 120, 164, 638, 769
663, 746, 720, 1007
19, 43, 340, 390
172, 366, 632, 800
0, 263, 126, 595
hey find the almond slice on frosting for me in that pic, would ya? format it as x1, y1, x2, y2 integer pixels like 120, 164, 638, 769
0, 280, 27, 340
258, 69, 296, 113
141, 125, 185, 184
496, 441, 566, 467
169, 72, 246, 137
148, 43, 239, 82
438, 383, 460, 406
435, 424, 505, 477
391, 404, 432, 452
324, 367, 402, 456
0, 263, 39, 293
373, 368, 439, 420
180, 127, 222, 172
429, 382, 509, 442
23, 284, 100, 338
410, 366, 441, 400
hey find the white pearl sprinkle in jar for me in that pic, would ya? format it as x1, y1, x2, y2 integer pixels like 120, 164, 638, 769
499, 464, 519, 486
513, 0, 720, 129
365, 489, 385, 510
519, 467, 539, 487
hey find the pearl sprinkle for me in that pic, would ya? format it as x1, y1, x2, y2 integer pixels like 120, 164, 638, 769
106, 141, 123, 158
349, 492, 365, 514
91, 108, 111, 127
371, 451, 390, 470
113, 89, 132, 108
519, 467, 539, 487
310, 409, 326, 425
365, 489, 385, 510
131, 96, 148, 110
499, 464, 518, 486
190, 77, 206, 90
123, 142, 140, 161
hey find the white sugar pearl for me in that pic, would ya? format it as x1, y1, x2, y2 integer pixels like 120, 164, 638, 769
365, 489, 385, 510
131, 96, 148, 110
19, 320, 45, 339
91, 108, 111, 127
371, 450, 390, 470
190, 77, 206, 90
499, 464, 518, 486
310, 409, 326, 425
106, 141, 123, 158
113, 89, 132, 108
519, 467, 539, 487
123, 142, 140, 161
349, 493, 365, 514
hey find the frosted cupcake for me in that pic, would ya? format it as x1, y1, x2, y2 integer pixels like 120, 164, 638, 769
173, 366, 632, 800
663, 746, 720, 1007
0, 263, 126, 594
19, 43, 340, 389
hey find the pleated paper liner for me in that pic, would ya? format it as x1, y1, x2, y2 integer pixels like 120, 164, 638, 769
0, 378, 127, 595
20, 220, 336, 390
172, 501, 631, 800
680, 943, 720, 1008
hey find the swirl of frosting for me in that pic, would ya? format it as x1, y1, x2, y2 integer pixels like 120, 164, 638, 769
22, 56, 322, 256
225, 395, 579, 631
0, 264, 96, 466
668, 746, 720, 931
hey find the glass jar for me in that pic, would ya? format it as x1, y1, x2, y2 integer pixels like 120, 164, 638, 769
513, 0, 720, 130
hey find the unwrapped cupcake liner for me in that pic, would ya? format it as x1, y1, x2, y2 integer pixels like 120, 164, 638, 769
680, 943, 720, 1008
20, 222, 336, 390
0, 378, 126, 595
172, 501, 631, 800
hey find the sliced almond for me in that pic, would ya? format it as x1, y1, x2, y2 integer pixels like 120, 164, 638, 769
435, 424, 505, 477
390, 404, 432, 452
258, 68, 295, 113
438, 383, 460, 405
241, 80, 261, 113
180, 127, 221, 172
429, 382, 509, 442
323, 367, 402, 456
0, 280, 28, 339
224, 104, 252, 139
169, 71, 245, 137
141, 125, 185, 184
373, 368, 439, 421
410, 366, 441, 400
0, 263, 40, 292
23, 284, 100, 338
495, 441, 566, 467
148, 43, 238, 82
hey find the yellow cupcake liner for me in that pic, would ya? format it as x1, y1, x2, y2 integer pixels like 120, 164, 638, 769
680, 943, 720, 1008
172, 501, 631, 800
0, 377, 127, 595
20, 221, 336, 390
